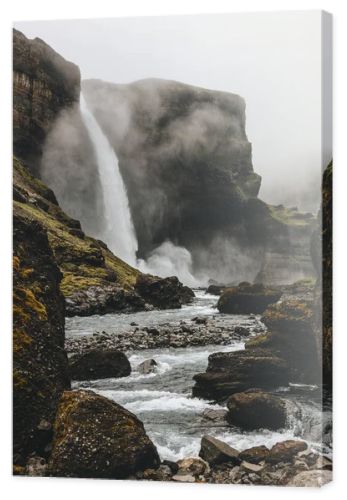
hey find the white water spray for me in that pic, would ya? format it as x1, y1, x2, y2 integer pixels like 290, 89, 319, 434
80, 93, 138, 266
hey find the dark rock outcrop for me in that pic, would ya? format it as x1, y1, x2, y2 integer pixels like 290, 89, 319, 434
217, 282, 282, 314
246, 298, 320, 384
13, 212, 70, 466
79, 78, 315, 286
135, 274, 194, 309
49, 390, 160, 478
69, 350, 131, 380
13, 29, 80, 177
226, 391, 287, 430
192, 348, 289, 401
199, 435, 240, 466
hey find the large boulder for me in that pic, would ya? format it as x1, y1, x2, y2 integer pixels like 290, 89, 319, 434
192, 348, 289, 401
267, 440, 308, 464
69, 350, 131, 380
247, 298, 320, 384
217, 282, 282, 314
199, 435, 240, 466
135, 274, 194, 309
13, 213, 70, 466
49, 390, 160, 478
226, 391, 287, 430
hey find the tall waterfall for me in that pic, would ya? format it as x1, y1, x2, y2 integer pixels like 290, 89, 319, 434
80, 94, 138, 266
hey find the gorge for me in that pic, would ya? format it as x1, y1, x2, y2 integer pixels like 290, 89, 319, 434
12, 28, 332, 486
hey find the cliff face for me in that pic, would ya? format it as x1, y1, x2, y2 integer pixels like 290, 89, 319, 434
79, 78, 314, 284
13, 210, 70, 466
82, 78, 261, 258
13, 29, 80, 177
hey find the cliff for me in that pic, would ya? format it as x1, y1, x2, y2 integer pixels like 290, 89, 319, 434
13, 29, 80, 177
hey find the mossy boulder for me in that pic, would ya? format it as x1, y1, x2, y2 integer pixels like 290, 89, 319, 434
69, 350, 131, 380
217, 282, 282, 314
49, 390, 160, 478
226, 391, 287, 430
192, 348, 289, 401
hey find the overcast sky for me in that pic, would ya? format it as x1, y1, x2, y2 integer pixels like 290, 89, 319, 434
15, 11, 324, 211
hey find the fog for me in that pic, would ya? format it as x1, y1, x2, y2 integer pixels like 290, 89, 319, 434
15, 11, 324, 212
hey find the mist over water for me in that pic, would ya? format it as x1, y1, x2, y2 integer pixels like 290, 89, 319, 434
80, 94, 138, 266
81, 93, 202, 284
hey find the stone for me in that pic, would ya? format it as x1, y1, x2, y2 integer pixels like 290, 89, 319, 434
49, 390, 160, 478
172, 474, 195, 483
267, 440, 308, 464
192, 348, 289, 401
69, 349, 131, 380
201, 409, 228, 422
239, 445, 270, 464
25, 456, 48, 477
287, 469, 332, 487
138, 359, 158, 375
241, 461, 264, 473
199, 435, 240, 466
217, 283, 282, 314
227, 391, 287, 430
135, 274, 194, 309
176, 457, 210, 476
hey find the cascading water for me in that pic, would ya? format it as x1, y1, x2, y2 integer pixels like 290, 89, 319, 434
80, 93, 138, 266
80, 93, 202, 285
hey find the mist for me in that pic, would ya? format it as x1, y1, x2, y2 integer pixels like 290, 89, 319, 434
15, 11, 324, 212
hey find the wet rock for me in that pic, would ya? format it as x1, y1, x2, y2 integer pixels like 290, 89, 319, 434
288, 469, 332, 487
193, 316, 208, 325
239, 445, 269, 464
162, 460, 179, 475
192, 348, 289, 401
199, 435, 240, 466
135, 274, 194, 310
138, 359, 157, 375
217, 283, 282, 314
227, 391, 286, 430
49, 390, 160, 478
234, 326, 250, 336
267, 440, 308, 464
176, 457, 210, 476
201, 408, 228, 422
172, 473, 195, 483
142, 465, 172, 481
69, 349, 131, 380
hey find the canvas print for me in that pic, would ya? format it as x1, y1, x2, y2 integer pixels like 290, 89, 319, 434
13, 11, 332, 486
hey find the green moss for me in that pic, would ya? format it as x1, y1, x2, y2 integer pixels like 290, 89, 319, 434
268, 205, 313, 227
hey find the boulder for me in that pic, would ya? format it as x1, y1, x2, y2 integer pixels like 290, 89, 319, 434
227, 391, 287, 430
176, 457, 210, 477
69, 349, 131, 380
138, 359, 157, 375
239, 445, 270, 464
192, 348, 289, 401
135, 274, 194, 310
217, 283, 282, 314
287, 469, 332, 487
267, 440, 308, 464
49, 390, 160, 478
199, 435, 240, 466
201, 408, 228, 422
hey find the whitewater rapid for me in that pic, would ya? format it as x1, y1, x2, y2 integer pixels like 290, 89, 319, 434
68, 291, 331, 461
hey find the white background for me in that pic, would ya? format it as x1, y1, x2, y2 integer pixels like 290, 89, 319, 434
1, 1, 346, 499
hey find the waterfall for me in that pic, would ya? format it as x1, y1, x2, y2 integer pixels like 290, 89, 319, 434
80, 93, 138, 266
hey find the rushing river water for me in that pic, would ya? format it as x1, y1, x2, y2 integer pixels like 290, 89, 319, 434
66, 291, 332, 462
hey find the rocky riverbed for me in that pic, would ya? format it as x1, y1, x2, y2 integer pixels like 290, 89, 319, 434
63, 289, 332, 486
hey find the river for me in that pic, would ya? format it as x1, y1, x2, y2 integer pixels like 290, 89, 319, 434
66, 291, 332, 462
